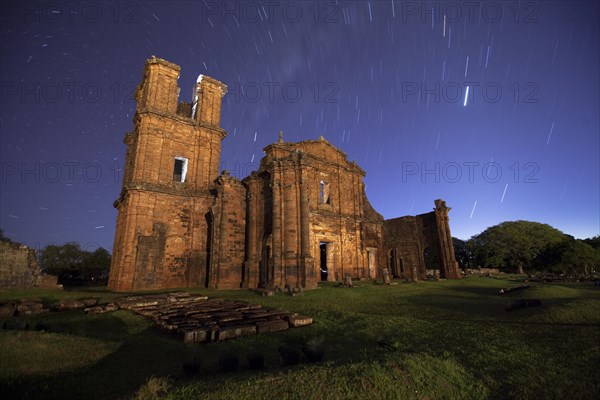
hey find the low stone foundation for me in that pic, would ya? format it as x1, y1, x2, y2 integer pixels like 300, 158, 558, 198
111, 292, 313, 343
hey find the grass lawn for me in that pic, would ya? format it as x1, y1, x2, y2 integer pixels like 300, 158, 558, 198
0, 276, 599, 399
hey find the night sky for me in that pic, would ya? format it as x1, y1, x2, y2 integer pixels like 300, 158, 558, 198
1, 0, 598, 253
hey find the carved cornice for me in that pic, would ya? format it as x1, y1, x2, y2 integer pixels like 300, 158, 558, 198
311, 208, 383, 225
135, 110, 227, 140
124, 182, 214, 197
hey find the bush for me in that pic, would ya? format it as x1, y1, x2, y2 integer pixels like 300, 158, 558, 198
133, 376, 172, 400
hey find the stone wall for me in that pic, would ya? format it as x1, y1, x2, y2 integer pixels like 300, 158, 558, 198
384, 200, 461, 281
383, 216, 426, 280
0, 241, 41, 288
209, 173, 247, 289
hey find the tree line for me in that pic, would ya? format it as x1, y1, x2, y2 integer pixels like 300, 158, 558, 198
38, 243, 111, 285
2, 230, 111, 285
453, 221, 600, 275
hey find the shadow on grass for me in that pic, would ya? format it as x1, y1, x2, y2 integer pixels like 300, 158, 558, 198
0, 326, 192, 400
3, 311, 138, 342
405, 291, 600, 327
2, 281, 598, 400
1, 310, 365, 400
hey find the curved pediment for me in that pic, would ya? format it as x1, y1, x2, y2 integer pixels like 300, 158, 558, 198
262, 136, 364, 174
296, 138, 347, 161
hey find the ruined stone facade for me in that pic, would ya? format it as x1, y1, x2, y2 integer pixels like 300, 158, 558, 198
108, 57, 460, 292
0, 241, 41, 288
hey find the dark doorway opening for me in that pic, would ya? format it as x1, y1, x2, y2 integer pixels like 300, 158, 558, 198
260, 244, 271, 287
259, 233, 273, 288
319, 242, 328, 281
389, 248, 397, 277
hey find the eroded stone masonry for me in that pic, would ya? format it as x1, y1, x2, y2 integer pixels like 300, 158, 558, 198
108, 56, 460, 292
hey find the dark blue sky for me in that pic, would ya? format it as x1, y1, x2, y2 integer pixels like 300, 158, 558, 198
1, 0, 598, 252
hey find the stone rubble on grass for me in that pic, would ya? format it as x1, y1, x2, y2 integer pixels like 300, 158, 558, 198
56, 299, 86, 311
17, 301, 46, 315
0, 298, 104, 317
109, 292, 313, 344
1, 291, 313, 343
499, 284, 530, 295
528, 273, 599, 283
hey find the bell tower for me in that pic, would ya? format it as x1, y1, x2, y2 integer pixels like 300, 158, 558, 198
108, 56, 227, 292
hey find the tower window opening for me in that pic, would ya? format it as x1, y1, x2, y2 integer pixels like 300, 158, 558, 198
173, 157, 188, 182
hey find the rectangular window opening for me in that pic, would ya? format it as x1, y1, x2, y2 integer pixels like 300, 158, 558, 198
319, 180, 331, 204
173, 157, 188, 182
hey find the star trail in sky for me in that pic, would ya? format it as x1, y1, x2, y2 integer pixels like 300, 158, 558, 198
1, 0, 598, 252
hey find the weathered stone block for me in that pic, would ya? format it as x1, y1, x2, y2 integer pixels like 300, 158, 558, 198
57, 299, 85, 311
256, 319, 289, 333
286, 314, 313, 327
216, 324, 257, 341
0, 304, 16, 318
181, 328, 209, 343
85, 306, 104, 314
82, 299, 98, 307
17, 302, 44, 314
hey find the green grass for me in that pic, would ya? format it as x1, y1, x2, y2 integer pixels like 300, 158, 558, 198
1, 277, 599, 399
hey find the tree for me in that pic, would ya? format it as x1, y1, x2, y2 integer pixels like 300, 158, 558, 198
0, 229, 12, 243
80, 248, 112, 283
467, 221, 568, 274
583, 235, 600, 249
39, 243, 111, 284
452, 237, 472, 270
540, 240, 600, 274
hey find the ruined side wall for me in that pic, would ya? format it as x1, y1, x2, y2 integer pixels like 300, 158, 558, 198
416, 212, 440, 269
0, 242, 41, 288
384, 200, 460, 280
383, 216, 426, 280
209, 175, 247, 289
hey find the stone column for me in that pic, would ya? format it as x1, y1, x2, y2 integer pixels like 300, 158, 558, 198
299, 160, 312, 287
243, 179, 258, 287
215, 188, 229, 289
271, 173, 282, 288
434, 199, 460, 279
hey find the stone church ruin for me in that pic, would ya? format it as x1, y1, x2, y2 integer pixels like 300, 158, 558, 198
108, 56, 460, 292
